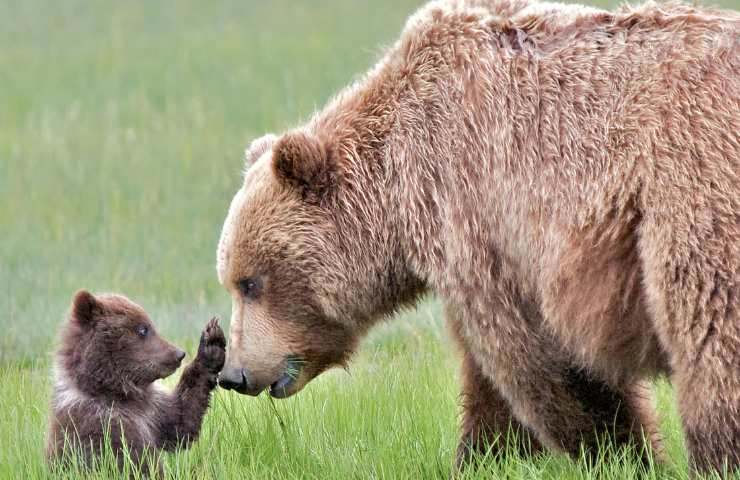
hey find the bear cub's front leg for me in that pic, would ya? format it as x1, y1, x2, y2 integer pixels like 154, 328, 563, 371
156, 317, 226, 450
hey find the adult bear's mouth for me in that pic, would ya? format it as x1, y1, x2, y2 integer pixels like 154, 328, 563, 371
269, 374, 296, 398
220, 356, 306, 397
269, 356, 304, 399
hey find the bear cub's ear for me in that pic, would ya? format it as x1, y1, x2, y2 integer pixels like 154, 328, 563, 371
273, 131, 335, 202
71, 289, 101, 326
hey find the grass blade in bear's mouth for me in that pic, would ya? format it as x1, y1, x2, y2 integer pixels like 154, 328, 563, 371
269, 374, 295, 398
270, 356, 303, 398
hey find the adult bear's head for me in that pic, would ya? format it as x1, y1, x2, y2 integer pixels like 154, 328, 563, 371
216, 129, 425, 398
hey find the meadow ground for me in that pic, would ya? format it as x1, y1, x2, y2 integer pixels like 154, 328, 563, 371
1, 0, 738, 478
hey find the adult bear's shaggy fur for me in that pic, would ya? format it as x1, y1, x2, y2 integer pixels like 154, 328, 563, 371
217, 0, 739, 473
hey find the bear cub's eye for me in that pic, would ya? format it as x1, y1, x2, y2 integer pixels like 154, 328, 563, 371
136, 325, 148, 338
238, 277, 262, 300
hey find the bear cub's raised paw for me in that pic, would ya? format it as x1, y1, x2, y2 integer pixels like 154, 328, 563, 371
197, 317, 226, 376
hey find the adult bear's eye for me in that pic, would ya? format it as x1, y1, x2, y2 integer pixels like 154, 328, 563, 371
238, 277, 262, 300
136, 325, 148, 338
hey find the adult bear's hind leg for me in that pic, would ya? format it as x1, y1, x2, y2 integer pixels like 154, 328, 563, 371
640, 226, 740, 474
638, 161, 740, 475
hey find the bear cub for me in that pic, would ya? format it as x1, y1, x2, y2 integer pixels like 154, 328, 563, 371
46, 290, 226, 473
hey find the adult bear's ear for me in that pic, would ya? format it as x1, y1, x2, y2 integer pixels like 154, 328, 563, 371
244, 133, 277, 172
273, 131, 336, 203
71, 289, 100, 326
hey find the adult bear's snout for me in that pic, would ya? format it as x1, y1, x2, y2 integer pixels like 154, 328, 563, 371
218, 366, 264, 396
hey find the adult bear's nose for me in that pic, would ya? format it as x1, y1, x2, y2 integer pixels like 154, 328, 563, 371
218, 366, 245, 391
218, 366, 265, 396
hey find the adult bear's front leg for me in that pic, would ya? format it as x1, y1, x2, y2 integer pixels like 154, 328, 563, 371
459, 303, 593, 454
447, 304, 542, 469
452, 285, 655, 460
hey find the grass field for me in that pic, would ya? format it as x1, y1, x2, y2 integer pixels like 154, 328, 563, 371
1, 0, 738, 478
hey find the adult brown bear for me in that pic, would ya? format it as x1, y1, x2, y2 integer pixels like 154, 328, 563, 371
216, 0, 739, 474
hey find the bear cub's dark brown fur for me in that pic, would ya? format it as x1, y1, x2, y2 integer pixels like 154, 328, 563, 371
46, 290, 225, 474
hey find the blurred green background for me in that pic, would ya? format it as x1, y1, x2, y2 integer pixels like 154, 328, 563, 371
1, 0, 426, 360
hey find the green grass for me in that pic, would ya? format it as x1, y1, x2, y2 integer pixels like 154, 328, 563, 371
0, 312, 697, 479
1, 0, 738, 478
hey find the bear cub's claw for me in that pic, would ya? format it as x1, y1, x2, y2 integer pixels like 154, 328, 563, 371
197, 317, 226, 373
